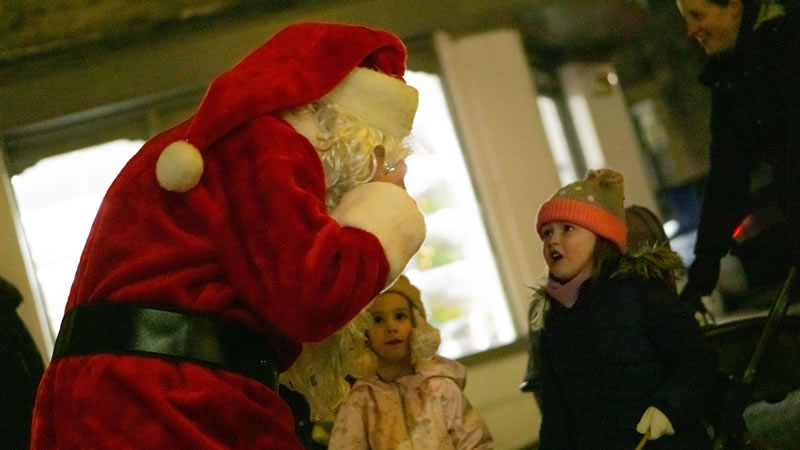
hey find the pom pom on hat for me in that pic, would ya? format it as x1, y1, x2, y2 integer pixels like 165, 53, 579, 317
537, 168, 628, 250
155, 140, 204, 192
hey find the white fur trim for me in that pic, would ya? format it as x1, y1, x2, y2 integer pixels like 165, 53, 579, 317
321, 67, 418, 138
281, 108, 324, 148
331, 182, 426, 282
156, 140, 204, 192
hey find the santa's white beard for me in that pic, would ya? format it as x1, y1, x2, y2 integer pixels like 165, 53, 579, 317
282, 102, 412, 209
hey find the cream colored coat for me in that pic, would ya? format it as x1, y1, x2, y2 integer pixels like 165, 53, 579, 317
328, 355, 494, 450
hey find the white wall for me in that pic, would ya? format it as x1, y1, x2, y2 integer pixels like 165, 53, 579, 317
465, 350, 541, 448
0, 153, 52, 360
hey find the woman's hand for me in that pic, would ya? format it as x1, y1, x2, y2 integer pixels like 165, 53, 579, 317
371, 145, 407, 189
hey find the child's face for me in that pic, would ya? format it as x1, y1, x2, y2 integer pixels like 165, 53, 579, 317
367, 292, 413, 364
541, 221, 597, 282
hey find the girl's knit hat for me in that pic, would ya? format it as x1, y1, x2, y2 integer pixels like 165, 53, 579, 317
536, 169, 628, 250
385, 274, 425, 318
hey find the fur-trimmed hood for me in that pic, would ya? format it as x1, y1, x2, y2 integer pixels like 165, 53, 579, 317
528, 243, 683, 332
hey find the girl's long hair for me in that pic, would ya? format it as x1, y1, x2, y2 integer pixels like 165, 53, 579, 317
591, 236, 624, 281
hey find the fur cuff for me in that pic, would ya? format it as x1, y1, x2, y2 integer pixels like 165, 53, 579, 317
321, 67, 419, 138
331, 182, 426, 282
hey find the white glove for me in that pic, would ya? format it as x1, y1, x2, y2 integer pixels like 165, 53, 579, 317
636, 406, 675, 440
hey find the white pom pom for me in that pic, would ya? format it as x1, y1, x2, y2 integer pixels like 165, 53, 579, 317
156, 140, 204, 192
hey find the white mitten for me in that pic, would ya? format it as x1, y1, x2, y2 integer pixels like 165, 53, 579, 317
636, 406, 675, 440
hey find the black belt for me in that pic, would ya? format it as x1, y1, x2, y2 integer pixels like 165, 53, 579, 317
53, 302, 278, 390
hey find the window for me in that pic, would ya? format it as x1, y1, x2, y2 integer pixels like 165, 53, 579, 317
404, 71, 516, 357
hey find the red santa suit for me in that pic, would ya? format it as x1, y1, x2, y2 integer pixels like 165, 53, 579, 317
31, 23, 425, 449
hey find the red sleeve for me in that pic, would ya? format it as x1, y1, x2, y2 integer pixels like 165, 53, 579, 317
201, 116, 391, 342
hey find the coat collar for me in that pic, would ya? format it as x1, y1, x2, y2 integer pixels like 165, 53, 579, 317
529, 243, 683, 331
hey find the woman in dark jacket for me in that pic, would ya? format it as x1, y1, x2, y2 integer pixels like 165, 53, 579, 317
530, 170, 718, 449
676, 0, 800, 306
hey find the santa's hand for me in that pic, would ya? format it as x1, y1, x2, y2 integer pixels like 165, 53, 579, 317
636, 406, 674, 440
371, 145, 407, 188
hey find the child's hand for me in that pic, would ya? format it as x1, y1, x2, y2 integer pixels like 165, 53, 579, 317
636, 406, 674, 440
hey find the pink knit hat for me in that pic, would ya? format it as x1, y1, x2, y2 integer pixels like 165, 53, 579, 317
537, 169, 628, 250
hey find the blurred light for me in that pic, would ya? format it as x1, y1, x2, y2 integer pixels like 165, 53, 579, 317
438, 340, 462, 359
733, 222, 745, 239
663, 219, 679, 238
568, 95, 606, 169
537, 96, 578, 184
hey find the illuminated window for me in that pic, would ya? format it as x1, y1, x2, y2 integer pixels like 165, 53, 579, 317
404, 71, 516, 357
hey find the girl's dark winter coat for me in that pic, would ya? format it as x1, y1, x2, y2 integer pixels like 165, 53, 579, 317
530, 245, 718, 449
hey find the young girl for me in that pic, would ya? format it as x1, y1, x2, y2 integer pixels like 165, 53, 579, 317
529, 169, 718, 449
328, 275, 494, 449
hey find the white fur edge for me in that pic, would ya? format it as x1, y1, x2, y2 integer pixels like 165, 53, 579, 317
321, 67, 419, 138
331, 182, 426, 283
280, 108, 323, 148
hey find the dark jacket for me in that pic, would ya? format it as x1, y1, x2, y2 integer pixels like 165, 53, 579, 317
0, 277, 45, 450
531, 246, 718, 449
694, 12, 800, 264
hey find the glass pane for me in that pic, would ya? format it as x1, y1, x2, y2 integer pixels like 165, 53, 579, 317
10, 139, 141, 334
404, 71, 517, 358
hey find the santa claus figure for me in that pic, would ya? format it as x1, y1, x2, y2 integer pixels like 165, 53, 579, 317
31, 22, 425, 449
